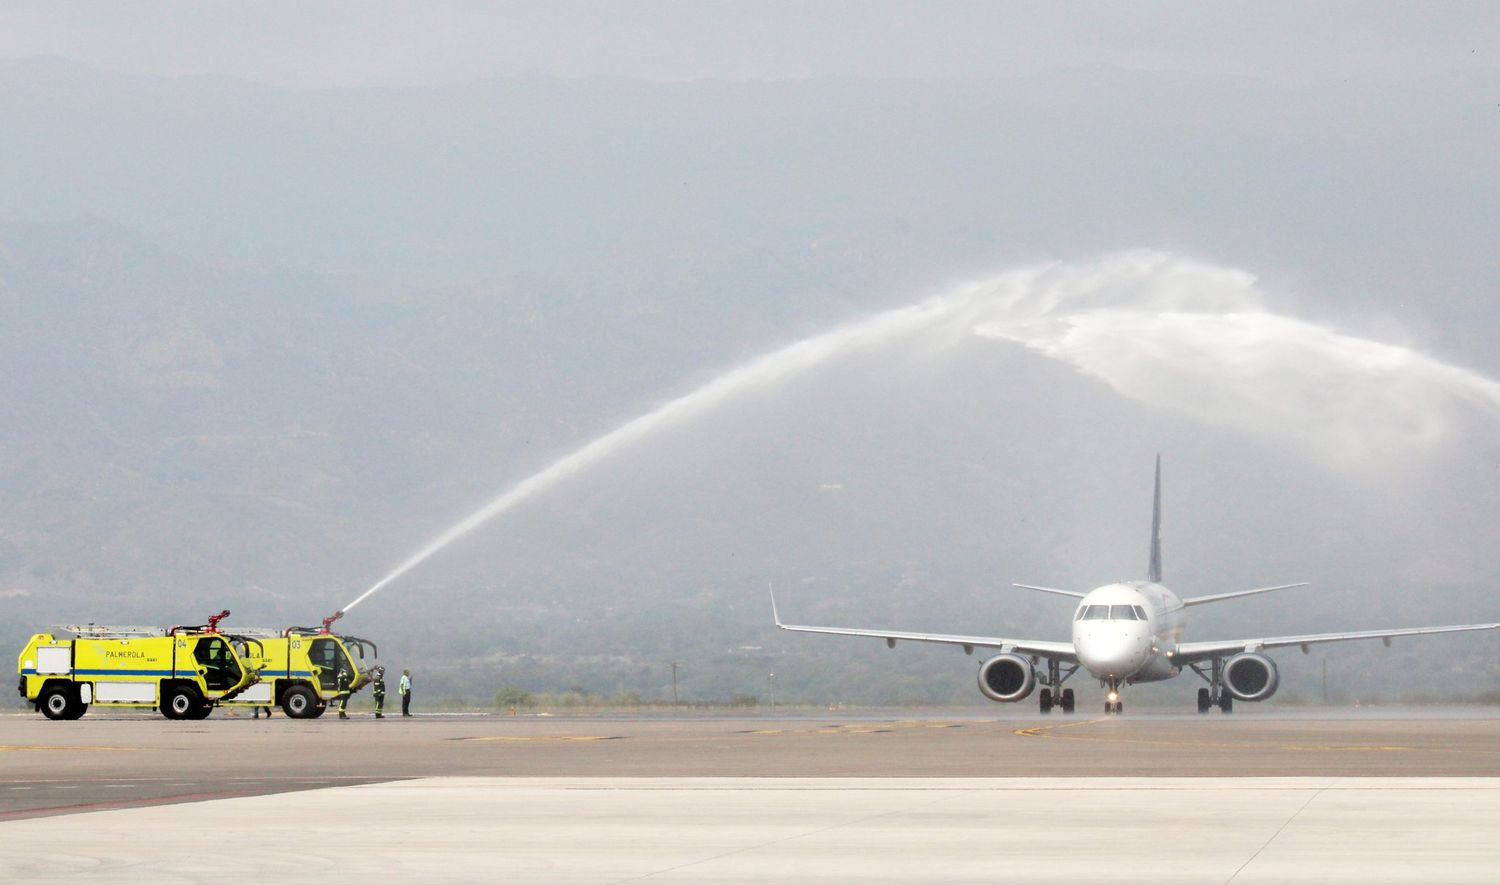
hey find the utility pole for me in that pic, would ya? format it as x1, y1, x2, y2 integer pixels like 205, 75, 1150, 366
1322, 658, 1328, 706
670, 662, 683, 706
768, 671, 776, 713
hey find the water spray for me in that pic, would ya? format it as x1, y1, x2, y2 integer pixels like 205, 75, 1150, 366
342, 250, 1500, 614
339, 295, 956, 614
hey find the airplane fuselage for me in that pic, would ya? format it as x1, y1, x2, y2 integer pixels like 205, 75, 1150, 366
1071, 582, 1184, 684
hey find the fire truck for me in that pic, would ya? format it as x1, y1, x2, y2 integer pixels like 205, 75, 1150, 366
16, 611, 262, 720
220, 611, 379, 718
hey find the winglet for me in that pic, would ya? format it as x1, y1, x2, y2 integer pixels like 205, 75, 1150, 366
769, 582, 784, 627
1148, 454, 1163, 583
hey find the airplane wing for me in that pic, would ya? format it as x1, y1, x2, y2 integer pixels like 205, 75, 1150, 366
1175, 621, 1500, 664
1180, 582, 1308, 606
1012, 583, 1086, 599
771, 589, 1076, 661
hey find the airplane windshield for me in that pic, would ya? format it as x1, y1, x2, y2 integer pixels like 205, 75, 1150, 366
1078, 604, 1148, 621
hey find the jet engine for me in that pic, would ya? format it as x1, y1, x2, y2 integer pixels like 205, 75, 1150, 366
1223, 652, 1279, 702
977, 653, 1036, 702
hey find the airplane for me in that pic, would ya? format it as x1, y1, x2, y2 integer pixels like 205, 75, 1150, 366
771, 457, 1500, 714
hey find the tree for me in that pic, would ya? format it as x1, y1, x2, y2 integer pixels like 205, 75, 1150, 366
494, 686, 535, 709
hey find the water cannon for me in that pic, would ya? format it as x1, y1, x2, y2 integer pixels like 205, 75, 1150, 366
168, 609, 232, 636
283, 609, 345, 638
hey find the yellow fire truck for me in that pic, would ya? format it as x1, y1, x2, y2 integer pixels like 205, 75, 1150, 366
221, 612, 378, 718
16, 611, 262, 720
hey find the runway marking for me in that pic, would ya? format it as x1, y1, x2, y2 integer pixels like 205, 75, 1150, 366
455, 735, 621, 743
742, 721, 971, 737
1012, 719, 1413, 752
1012, 719, 1105, 738
0, 745, 141, 753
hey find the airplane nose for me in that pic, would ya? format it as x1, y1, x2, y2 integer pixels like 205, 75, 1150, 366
1075, 625, 1151, 677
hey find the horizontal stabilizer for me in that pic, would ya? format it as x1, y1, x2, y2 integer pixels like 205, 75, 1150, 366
1181, 582, 1309, 607
1013, 583, 1086, 599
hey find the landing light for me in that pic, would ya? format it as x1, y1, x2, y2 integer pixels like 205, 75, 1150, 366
1107, 691, 1119, 703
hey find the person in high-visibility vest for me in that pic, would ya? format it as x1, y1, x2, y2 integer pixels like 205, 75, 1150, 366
399, 669, 412, 716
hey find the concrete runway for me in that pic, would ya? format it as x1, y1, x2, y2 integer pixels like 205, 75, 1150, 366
5, 776, 1500, 883
2, 709, 1499, 881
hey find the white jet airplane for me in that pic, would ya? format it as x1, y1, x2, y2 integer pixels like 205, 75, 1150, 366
772, 457, 1500, 714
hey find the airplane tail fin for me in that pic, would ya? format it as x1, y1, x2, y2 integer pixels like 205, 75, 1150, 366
1148, 454, 1163, 583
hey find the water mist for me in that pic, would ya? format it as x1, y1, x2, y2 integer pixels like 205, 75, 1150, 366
343, 250, 1500, 613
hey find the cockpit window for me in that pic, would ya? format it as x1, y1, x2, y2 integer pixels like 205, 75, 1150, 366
1109, 604, 1138, 620
1133, 605, 1148, 620
1082, 605, 1110, 620
1075, 607, 1087, 621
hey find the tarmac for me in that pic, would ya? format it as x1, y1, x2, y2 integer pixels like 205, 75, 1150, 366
2, 709, 1499, 882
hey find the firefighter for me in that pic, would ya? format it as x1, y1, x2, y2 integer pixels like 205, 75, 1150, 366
336, 665, 352, 719
371, 666, 386, 718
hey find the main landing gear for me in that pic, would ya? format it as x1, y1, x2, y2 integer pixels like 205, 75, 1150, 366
1038, 658, 1079, 714
1038, 687, 1075, 714
1190, 659, 1234, 713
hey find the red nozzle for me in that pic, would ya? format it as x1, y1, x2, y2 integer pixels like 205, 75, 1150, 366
206, 610, 231, 633
320, 610, 344, 634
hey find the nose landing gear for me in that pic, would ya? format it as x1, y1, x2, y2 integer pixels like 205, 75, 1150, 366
1103, 678, 1123, 715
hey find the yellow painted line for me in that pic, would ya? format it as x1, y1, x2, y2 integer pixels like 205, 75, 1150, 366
455, 735, 618, 743
744, 721, 973, 737
1284, 745, 1412, 752
1011, 720, 1411, 752
0, 745, 142, 752
1012, 719, 1107, 738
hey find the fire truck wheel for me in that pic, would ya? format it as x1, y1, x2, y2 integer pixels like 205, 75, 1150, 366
306, 703, 328, 719
40, 687, 73, 720
282, 685, 318, 719
162, 686, 202, 720
186, 703, 213, 720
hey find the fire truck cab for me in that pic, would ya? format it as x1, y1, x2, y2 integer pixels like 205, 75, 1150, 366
223, 614, 377, 718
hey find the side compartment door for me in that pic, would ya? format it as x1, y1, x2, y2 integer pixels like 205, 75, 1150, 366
35, 645, 73, 675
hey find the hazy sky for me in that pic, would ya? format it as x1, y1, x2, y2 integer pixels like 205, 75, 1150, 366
2, 1, 1496, 89
4, 1, 1500, 699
